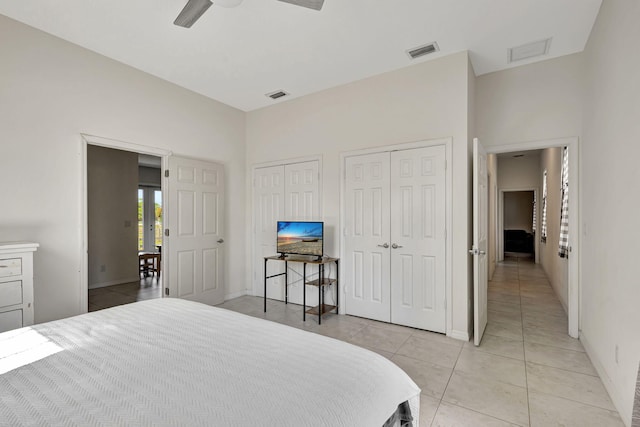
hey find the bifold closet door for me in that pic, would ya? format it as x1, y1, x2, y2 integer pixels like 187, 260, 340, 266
389, 146, 446, 333
253, 161, 320, 301
344, 152, 392, 322
254, 165, 285, 299
344, 145, 447, 332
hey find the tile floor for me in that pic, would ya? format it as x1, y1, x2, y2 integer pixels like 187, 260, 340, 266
218, 257, 624, 427
88, 275, 162, 312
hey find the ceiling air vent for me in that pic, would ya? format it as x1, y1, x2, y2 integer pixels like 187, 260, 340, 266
508, 38, 552, 63
266, 90, 288, 100
406, 42, 439, 60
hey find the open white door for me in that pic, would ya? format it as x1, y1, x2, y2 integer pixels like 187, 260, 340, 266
472, 138, 488, 346
166, 156, 224, 306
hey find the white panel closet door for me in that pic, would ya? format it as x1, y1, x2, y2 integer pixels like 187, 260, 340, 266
167, 156, 224, 306
344, 153, 391, 322
253, 165, 285, 299
284, 161, 321, 305
252, 160, 320, 302
285, 161, 320, 221
390, 146, 446, 332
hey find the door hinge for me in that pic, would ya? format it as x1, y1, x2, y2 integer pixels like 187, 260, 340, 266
165, 288, 169, 296
165, 170, 169, 178
164, 229, 170, 237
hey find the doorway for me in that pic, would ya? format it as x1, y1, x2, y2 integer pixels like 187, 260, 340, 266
85, 144, 164, 311
486, 137, 578, 338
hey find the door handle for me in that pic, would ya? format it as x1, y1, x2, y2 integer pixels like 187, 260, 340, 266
391, 243, 403, 249
377, 243, 389, 248
469, 248, 486, 255
217, 238, 224, 244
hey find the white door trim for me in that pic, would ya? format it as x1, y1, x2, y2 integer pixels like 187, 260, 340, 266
486, 136, 579, 338
339, 137, 453, 336
79, 134, 171, 314
498, 188, 539, 264
250, 155, 323, 297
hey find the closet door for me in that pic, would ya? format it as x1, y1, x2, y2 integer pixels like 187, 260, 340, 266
344, 153, 391, 322
253, 165, 285, 299
390, 146, 446, 332
252, 160, 321, 301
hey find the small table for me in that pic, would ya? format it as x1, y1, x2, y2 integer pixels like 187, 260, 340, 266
263, 256, 339, 325
139, 252, 161, 277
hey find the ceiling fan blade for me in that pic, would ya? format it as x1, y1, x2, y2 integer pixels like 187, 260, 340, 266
277, 0, 324, 11
174, 0, 213, 28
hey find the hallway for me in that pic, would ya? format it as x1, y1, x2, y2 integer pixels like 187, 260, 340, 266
482, 256, 622, 426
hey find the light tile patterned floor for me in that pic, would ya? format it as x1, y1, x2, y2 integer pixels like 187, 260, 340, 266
218, 257, 624, 427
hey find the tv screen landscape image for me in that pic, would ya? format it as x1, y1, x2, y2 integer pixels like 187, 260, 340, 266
277, 221, 323, 257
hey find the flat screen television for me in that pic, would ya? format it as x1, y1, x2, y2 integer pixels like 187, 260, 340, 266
277, 221, 324, 259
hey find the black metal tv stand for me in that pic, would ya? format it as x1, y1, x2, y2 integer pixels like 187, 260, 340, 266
263, 255, 339, 325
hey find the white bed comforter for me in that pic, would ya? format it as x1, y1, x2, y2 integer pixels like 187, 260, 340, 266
0, 299, 420, 426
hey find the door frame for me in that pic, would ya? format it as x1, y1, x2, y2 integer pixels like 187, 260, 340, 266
498, 188, 539, 264
250, 155, 323, 297
487, 136, 579, 338
79, 134, 171, 313
339, 137, 453, 335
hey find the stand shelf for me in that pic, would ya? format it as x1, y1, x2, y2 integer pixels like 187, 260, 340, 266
264, 256, 339, 325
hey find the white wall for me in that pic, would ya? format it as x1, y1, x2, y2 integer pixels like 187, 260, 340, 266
487, 154, 498, 279
581, 1, 640, 424
0, 15, 246, 322
497, 153, 541, 191
246, 52, 473, 339
539, 147, 568, 310
87, 145, 139, 289
476, 53, 583, 147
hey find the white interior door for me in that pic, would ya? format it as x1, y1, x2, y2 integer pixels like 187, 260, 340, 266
167, 156, 224, 306
472, 138, 489, 346
253, 165, 285, 299
344, 153, 391, 322
390, 146, 446, 332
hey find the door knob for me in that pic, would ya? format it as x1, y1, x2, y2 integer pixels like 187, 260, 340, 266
391, 243, 403, 249
377, 243, 389, 248
217, 238, 224, 244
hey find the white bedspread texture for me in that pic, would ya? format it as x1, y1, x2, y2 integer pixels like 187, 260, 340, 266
0, 298, 420, 426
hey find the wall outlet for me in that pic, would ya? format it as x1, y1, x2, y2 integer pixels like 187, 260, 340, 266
100, 264, 106, 273
124, 220, 132, 228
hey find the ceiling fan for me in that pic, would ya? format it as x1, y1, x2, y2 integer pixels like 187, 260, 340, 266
174, 0, 325, 28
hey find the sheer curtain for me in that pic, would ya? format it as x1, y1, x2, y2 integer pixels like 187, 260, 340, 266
558, 147, 569, 258
541, 170, 548, 242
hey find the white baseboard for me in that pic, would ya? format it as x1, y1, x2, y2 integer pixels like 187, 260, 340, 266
224, 290, 247, 301
89, 277, 140, 289
450, 330, 470, 342
580, 331, 631, 427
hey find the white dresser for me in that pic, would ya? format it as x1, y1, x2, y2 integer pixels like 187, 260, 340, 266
0, 242, 39, 333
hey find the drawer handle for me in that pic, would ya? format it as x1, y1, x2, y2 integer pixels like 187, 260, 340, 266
0, 265, 7, 268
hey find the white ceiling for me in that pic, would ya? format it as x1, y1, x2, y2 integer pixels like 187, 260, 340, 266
0, 0, 601, 112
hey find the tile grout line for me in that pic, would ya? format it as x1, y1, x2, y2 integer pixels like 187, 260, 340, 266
518, 257, 533, 427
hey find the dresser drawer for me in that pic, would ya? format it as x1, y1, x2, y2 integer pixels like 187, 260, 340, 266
0, 309, 22, 333
0, 258, 22, 278
0, 280, 22, 308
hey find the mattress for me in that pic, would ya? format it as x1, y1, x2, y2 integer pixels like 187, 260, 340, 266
0, 298, 420, 426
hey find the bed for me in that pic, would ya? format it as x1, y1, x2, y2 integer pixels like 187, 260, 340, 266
0, 298, 420, 426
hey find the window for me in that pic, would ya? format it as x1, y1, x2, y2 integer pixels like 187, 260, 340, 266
138, 187, 162, 252
137, 189, 144, 250
541, 170, 547, 243
558, 147, 569, 258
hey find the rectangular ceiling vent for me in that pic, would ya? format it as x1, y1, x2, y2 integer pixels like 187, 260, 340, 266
266, 90, 288, 100
406, 42, 439, 60
508, 38, 552, 63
